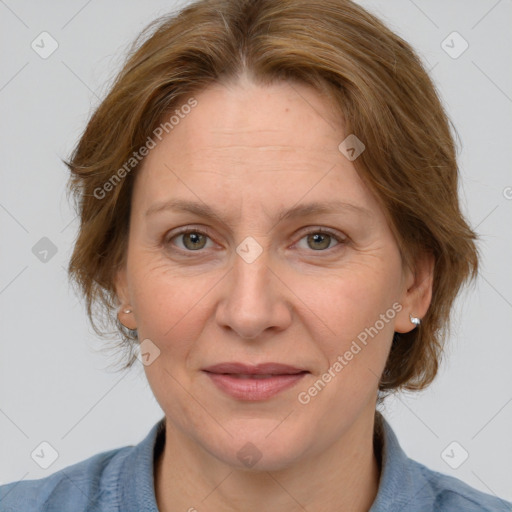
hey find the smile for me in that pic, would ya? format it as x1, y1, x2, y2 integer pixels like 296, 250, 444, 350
202, 362, 309, 401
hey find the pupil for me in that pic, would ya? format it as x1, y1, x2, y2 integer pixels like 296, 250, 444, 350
184, 232, 205, 250
310, 233, 329, 250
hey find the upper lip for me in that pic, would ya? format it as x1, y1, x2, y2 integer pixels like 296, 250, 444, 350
202, 363, 308, 375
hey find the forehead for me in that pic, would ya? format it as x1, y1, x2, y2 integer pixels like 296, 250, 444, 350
133, 78, 375, 217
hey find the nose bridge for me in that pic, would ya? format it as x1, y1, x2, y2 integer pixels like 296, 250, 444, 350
232, 242, 273, 322
234, 240, 271, 298
216, 238, 290, 339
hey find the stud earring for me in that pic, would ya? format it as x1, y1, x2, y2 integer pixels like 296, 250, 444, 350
409, 314, 421, 326
123, 307, 132, 314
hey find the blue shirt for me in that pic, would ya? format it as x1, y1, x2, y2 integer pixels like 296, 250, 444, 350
1, 412, 510, 511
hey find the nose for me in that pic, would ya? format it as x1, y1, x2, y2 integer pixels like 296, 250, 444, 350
215, 246, 293, 340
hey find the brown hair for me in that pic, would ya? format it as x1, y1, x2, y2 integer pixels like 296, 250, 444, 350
64, 0, 478, 392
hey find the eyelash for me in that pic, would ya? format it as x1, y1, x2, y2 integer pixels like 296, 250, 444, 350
164, 226, 347, 256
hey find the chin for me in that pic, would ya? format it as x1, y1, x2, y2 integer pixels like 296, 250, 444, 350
204, 424, 313, 472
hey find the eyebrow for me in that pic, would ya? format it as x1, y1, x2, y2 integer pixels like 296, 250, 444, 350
145, 198, 372, 224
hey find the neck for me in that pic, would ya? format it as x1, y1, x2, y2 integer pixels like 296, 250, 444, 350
154, 409, 381, 512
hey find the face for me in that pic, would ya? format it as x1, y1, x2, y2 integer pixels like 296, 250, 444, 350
116, 75, 430, 470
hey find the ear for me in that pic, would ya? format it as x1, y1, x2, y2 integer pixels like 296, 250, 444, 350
114, 265, 138, 330
394, 251, 434, 334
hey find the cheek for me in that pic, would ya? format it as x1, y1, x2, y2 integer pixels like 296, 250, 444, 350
294, 266, 401, 418
127, 255, 216, 348
299, 258, 403, 354
128, 260, 215, 424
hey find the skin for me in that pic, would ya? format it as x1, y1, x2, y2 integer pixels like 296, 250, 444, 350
115, 73, 434, 512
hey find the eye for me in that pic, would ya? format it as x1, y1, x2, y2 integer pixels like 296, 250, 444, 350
295, 229, 345, 252
166, 228, 214, 252
165, 227, 346, 254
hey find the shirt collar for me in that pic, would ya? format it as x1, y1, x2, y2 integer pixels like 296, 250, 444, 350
119, 415, 165, 512
369, 410, 434, 511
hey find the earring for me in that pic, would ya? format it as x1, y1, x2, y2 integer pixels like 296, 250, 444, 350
409, 314, 421, 326
118, 306, 136, 331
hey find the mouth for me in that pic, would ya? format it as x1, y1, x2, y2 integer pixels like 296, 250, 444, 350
202, 362, 309, 401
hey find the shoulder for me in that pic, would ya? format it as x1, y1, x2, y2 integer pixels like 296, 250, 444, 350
0, 445, 132, 512
411, 458, 512, 512
372, 412, 512, 512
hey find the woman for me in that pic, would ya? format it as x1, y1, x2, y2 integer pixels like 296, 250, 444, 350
1, 0, 510, 510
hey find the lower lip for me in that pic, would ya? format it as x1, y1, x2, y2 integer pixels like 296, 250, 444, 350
204, 372, 308, 401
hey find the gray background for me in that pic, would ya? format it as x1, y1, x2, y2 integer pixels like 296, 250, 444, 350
1, 0, 511, 502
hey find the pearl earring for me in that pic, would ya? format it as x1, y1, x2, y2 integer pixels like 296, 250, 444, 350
123, 308, 132, 314
409, 314, 421, 326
